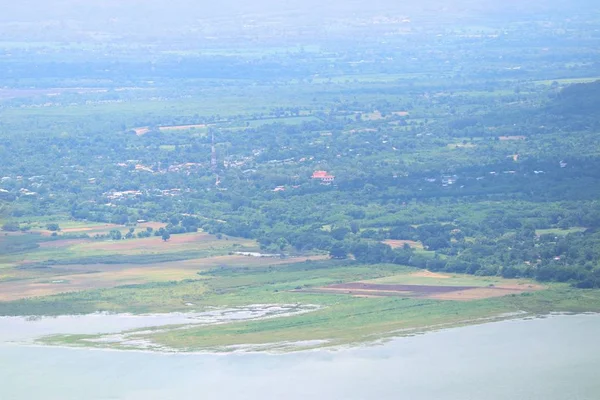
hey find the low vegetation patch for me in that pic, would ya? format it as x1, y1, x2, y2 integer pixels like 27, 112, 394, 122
4, 259, 600, 352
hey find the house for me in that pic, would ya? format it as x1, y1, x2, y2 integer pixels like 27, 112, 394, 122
312, 170, 335, 183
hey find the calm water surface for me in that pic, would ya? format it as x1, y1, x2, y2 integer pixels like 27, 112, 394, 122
1, 314, 599, 400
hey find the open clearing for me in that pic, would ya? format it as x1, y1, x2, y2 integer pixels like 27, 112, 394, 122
294, 270, 544, 301
411, 270, 451, 279
296, 281, 542, 301
0, 230, 253, 267
158, 124, 208, 131
135, 124, 209, 135
38, 239, 88, 249
71, 232, 256, 255
499, 135, 526, 141
0, 254, 326, 301
536, 227, 587, 236
134, 127, 150, 135
448, 143, 477, 149
31, 223, 122, 236
0, 267, 207, 301
364, 270, 530, 287
383, 239, 424, 249
28, 221, 164, 237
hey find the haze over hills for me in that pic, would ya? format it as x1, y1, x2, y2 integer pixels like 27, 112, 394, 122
2, 0, 599, 42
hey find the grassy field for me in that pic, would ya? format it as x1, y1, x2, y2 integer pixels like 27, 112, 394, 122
364, 270, 535, 287
142, 287, 600, 352
5, 218, 165, 238
6, 257, 599, 352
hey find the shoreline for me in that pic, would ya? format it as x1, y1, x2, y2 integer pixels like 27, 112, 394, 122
4, 310, 598, 356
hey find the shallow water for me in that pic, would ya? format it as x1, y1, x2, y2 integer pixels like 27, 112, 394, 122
1, 313, 599, 399
0, 304, 318, 343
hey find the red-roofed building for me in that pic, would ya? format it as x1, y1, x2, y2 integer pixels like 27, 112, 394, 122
312, 170, 335, 183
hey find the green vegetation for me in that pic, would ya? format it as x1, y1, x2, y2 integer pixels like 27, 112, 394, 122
1, 5, 600, 352
144, 288, 600, 352
0, 260, 398, 315
33, 261, 600, 352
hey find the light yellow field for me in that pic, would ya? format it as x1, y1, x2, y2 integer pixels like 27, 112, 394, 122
0, 253, 327, 301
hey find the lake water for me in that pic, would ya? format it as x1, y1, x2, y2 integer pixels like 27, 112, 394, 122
1, 314, 599, 400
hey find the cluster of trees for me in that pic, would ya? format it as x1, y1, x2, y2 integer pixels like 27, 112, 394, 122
105, 227, 173, 242
1, 222, 21, 232
321, 227, 600, 288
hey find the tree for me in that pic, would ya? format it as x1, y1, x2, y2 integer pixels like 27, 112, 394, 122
112, 214, 129, 225
109, 229, 122, 240
162, 231, 171, 242
329, 243, 348, 259
277, 237, 288, 251
1, 222, 20, 232
350, 221, 360, 234
331, 227, 350, 241
423, 236, 450, 250
46, 223, 61, 232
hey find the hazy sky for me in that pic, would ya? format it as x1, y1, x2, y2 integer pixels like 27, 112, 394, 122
1, 0, 597, 42
3, 0, 594, 21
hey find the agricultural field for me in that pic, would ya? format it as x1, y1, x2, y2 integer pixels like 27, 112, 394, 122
0, 220, 324, 304
297, 279, 542, 301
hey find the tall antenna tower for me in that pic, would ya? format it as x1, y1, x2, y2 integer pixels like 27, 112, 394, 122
210, 130, 217, 172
